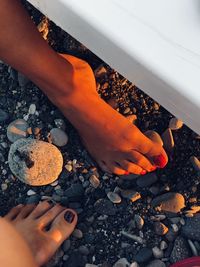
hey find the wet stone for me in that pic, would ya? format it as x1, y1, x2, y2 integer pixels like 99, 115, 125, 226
169, 117, 183, 130
134, 247, 152, 263
94, 198, 117, 216
152, 246, 164, 259
136, 173, 158, 187
121, 190, 141, 202
64, 183, 84, 201
7, 119, 29, 143
170, 237, 190, 264
151, 192, 185, 213
182, 213, 200, 241
50, 128, 68, 147
72, 229, 83, 239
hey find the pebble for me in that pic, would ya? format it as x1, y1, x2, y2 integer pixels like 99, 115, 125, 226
161, 128, 174, 152
124, 107, 130, 114
107, 192, 121, 204
151, 192, 185, 213
134, 247, 152, 263
54, 119, 66, 131
190, 156, 200, 171
64, 183, 84, 201
26, 195, 40, 204
78, 245, 89, 255
152, 246, 164, 259
94, 65, 107, 78
28, 104, 36, 115
188, 239, 198, 256
65, 164, 73, 172
136, 173, 158, 187
62, 239, 71, 252
154, 222, 168, 236
8, 138, 63, 185
89, 174, 100, 188
165, 229, 177, 242
50, 180, 59, 187
1, 183, 8, 191
130, 262, 139, 267
72, 229, 83, 239
121, 231, 144, 244
27, 189, 36, 196
7, 119, 29, 143
120, 190, 141, 202
182, 213, 200, 241
145, 130, 163, 146
107, 98, 118, 109
169, 117, 183, 130
113, 258, 130, 267
146, 260, 166, 267
134, 214, 144, 230
0, 109, 9, 122
170, 236, 190, 263
50, 128, 68, 147
85, 265, 98, 267
160, 241, 168, 250
94, 198, 117, 216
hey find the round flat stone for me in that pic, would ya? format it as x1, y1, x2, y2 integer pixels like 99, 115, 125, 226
8, 138, 63, 186
169, 117, 183, 130
134, 247, 152, 263
107, 192, 122, 204
7, 119, 29, 143
50, 128, 68, 147
121, 190, 141, 202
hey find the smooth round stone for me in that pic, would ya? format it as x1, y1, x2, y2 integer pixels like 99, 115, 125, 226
78, 245, 89, 255
50, 128, 68, 147
146, 260, 166, 267
89, 174, 100, 188
190, 156, 200, 171
8, 138, 63, 186
152, 246, 164, 259
134, 247, 152, 263
134, 214, 144, 230
160, 240, 168, 250
113, 258, 130, 267
1, 183, 8, 191
130, 262, 139, 267
145, 130, 163, 146
151, 193, 185, 213
72, 229, 83, 239
121, 190, 141, 202
124, 107, 131, 114
170, 237, 190, 263
62, 239, 71, 252
169, 117, 183, 130
154, 222, 168, 236
107, 192, 122, 204
94, 65, 107, 78
182, 213, 200, 241
136, 173, 158, 187
0, 109, 9, 122
7, 119, 29, 143
161, 128, 174, 152
28, 104, 36, 115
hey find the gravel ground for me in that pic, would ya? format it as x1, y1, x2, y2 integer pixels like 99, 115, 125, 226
0, 2, 200, 267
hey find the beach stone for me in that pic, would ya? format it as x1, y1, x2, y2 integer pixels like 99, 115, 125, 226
28, 104, 36, 115
64, 183, 84, 201
162, 128, 174, 152
182, 213, 200, 241
1, 183, 8, 191
190, 156, 200, 171
73, 229, 83, 239
134, 247, 152, 263
170, 237, 190, 263
50, 128, 68, 147
62, 239, 71, 252
152, 246, 164, 259
0, 109, 9, 122
169, 118, 183, 130
85, 265, 98, 267
130, 262, 139, 267
54, 119, 66, 131
26, 194, 40, 204
160, 241, 168, 250
146, 260, 166, 267
154, 222, 168, 236
89, 174, 100, 188
151, 193, 185, 213
27, 189, 36, 196
7, 119, 29, 142
121, 190, 141, 202
107, 192, 121, 204
94, 198, 116, 216
136, 173, 158, 187
78, 245, 89, 255
145, 130, 163, 146
113, 258, 130, 267
94, 65, 107, 78
134, 214, 144, 230
8, 138, 63, 186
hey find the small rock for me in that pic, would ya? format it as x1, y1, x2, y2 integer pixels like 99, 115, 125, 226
65, 164, 73, 172
64, 183, 84, 201
146, 260, 166, 267
27, 189, 36, 196
26, 194, 40, 204
170, 237, 190, 263
182, 213, 200, 241
78, 245, 89, 255
190, 156, 200, 171
1, 183, 8, 191
145, 130, 163, 146
54, 119, 66, 131
107, 98, 118, 109
121, 190, 141, 202
154, 222, 168, 236
28, 104, 36, 115
89, 174, 100, 188
7, 119, 29, 143
113, 258, 130, 267
134, 247, 152, 263
188, 239, 198, 256
165, 228, 177, 242
136, 173, 158, 187
151, 192, 185, 213
152, 246, 164, 259
107, 192, 121, 204
72, 229, 83, 239
94, 65, 107, 78
85, 265, 98, 267
8, 138, 63, 186
169, 118, 183, 130
124, 107, 130, 114
50, 128, 68, 147
130, 262, 139, 267
162, 128, 174, 152
94, 198, 116, 216
0, 109, 9, 122
62, 239, 71, 252
134, 214, 144, 230
160, 241, 168, 250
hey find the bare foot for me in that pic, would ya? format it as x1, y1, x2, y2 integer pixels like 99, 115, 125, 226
4, 202, 77, 266
47, 54, 168, 175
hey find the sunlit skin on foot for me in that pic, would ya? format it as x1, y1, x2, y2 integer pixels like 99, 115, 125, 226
48, 54, 168, 175
4, 201, 77, 266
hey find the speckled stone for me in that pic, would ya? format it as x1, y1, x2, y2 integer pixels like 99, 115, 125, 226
170, 237, 190, 263
8, 138, 63, 186
182, 213, 200, 241
50, 128, 68, 147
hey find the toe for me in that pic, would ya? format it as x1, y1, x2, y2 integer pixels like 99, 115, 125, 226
4, 204, 24, 221
29, 201, 53, 219
37, 204, 65, 229
118, 159, 146, 175
108, 162, 127, 175
15, 204, 36, 220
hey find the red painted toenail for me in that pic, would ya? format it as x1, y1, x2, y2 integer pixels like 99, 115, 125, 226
150, 166, 157, 172
124, 171, 130, 175
153, 154, 167, 168
140, 170, 147, 175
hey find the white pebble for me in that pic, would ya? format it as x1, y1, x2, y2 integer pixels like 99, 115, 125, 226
50, 180, 59, 187
152, 246, 164, 259
65, 164, 73, 172
28, 104, 36, 115
27, 189, 36, 196
1, 183, 8, 191
130, 262, 139, 267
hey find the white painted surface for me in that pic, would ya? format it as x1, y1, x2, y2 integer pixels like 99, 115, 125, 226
28, 0, 200, 134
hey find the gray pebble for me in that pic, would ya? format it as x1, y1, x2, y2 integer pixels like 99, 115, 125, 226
120, 190, 141, 202
94, 198, 116, 216
50, 128, 68, 147
0, 109, 9, 122
160, 241, 168, 250
134, 247, 152, 263
170, 236, 190, 263
113, 258, 130, 267
63, 239, 71, 252
152, 246, 164, 259
7, 119, 29, 143
154, 222, 168, 236
78, 245, 89, 255
182, 213, 200, 241
136, 173, 158, 187
72, 229, 83, 239
107, 192, 121, 204
146, 260, 166, 267
188, 239, 198, 256
27, 189, 36, 196
89, 174, 100, 188
134, 214, 144, 230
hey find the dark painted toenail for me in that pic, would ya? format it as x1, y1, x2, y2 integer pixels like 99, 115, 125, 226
64, 211, 75, 223
140, 170, 147, 175
47, 200, 54, 205
153, 154, 167, 168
